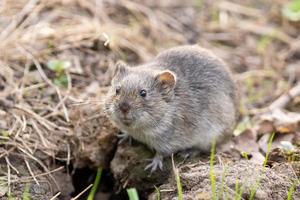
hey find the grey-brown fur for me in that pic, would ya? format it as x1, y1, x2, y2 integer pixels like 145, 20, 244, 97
104, 45, 238, 172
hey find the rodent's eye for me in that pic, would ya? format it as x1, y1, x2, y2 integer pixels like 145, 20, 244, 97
115, 86, 121, 95
139, 89, 147, 97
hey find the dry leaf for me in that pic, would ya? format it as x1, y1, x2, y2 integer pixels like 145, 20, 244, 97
260, 109, 300, 133
256, 120, 275, 135
233, 129, 259, 153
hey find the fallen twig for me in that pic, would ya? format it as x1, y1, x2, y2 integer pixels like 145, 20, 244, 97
3, 166, 64, 184
0, 0, 39, 40
5, 157, 11, 197
236, 20, 293, 45
5, 156, 19, 174
70, 184, 93, 200
218, 1, 263, 18
269, 83, 300, 111
24, 157, 39, 186
49, 192, 61, 200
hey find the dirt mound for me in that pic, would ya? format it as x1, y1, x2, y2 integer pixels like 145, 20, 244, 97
150, 161, 300, 200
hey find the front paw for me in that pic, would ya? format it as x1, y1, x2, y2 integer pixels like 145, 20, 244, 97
117, 132, 132, 145
144, 154, 163, 173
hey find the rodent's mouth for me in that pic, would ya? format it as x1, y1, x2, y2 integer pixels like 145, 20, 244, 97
120, 117, 133, 126
123, 121, 131, 126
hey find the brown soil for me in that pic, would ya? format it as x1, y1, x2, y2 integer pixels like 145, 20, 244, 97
149, 160, 300, 200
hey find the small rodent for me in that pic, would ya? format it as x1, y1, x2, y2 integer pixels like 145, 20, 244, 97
104, 45, 238, 172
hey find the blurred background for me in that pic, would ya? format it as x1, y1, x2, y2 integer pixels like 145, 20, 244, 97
1, 0, 299, 111
0, 0, 299, 199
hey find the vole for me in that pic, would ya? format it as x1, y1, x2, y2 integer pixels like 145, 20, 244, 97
104, 45, 238, 172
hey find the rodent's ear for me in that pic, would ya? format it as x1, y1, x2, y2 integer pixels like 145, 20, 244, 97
112, 60, 129, 78
155, 70, 176, 95
156, 70, 176, 87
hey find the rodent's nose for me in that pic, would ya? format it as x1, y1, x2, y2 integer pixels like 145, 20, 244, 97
119, 102, 130, 114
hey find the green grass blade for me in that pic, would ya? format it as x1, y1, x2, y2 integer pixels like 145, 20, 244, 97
218, 166, 228, 200
87, 168, 102, 200
234, 179, 238, 200
127, 188, 139, 200
263, 133, 275, 169
210, 140, 217, 200
287, 184, 295, 200
234, 179, 244, 200
154, 186, 161, 200
287, 179, 299, 200
171, 154, 183, 200
175, 169, 183, 200
22, 184, 30, 200
249, 133, 275, 200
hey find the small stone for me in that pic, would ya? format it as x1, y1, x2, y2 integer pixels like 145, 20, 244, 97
255, 189, 268, 200
196, 192, 211, 200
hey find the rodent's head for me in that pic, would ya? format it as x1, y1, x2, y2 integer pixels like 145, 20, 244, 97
104, 61, 176, 130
